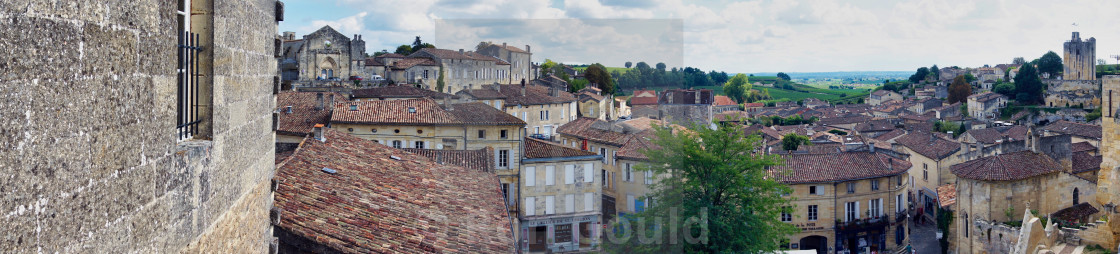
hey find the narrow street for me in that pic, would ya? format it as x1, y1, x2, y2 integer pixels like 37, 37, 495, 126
909, 213, 942, 254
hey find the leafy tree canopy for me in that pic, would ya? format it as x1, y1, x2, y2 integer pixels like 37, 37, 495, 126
1038, 51, 1063, 78
723, 74, 751, 104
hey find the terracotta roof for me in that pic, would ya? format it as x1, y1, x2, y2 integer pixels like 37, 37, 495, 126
950, 151, 1063, 181
1071, 141, 1097, 153
895, 131, 961, 160
401, 148, 495, 172
489, 44, 529, 53
390, 57, 439, 70
274, 129, 515, 253
579, 90, 605, 102
523, 138, 598, 159
1051, 203, 1099, 227
818, 114, 874, 126
352, 85, 459, 100
276, 92, 346, 136
770, 151, 911, 184
376, 53, 406, 58
968, 92, 1006, 103
630, 94, 659, 105
1072, 151, 1102, 174
331, 98, 526, 126
557, 117, 632, 146
937, 184, 956, 208
616, 129, 659, 161
713, 95, 737, 106
460, 84, 576, 105
743, 103, 765, 108
456, 87, 507, 100
1041, 120, 1102, 139
364, 58, 383, 66
964, 125, 1028, 144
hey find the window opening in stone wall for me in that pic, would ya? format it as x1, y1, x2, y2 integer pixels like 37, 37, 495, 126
176, 0, 202, 141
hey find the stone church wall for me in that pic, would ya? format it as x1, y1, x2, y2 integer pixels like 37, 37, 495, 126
0, 0, 278, 252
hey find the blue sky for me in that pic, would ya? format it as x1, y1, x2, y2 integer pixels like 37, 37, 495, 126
279, 0, 1120, 73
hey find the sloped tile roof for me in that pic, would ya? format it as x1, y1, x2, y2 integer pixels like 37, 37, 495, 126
616, 129, 659, 161
872, 129, 906, 142
352, 85, 459, 100
1041, 120, 1102, 139
1072, 151, 1102, 174
964, 125, 1029, 144
578, 90, 606, 102
950, 150, 1062, 181
968, 91, 1007, 103
1071, 141, 1097, 153
461, 84, 576, 105
937, 184, 956, 208
1051, 203, 1099, 226
331, 98, 525, 126
895, 131, 961, 160
390, 57, 439, 70
401, 148, 495, 173
769, 151, 911, 184
523, 138, 598, 159
274, 129, 515, 253
630, 90, 659, 105
276, 91, 346, 136
855, 119, 897, 133
484, 43, 529, 53
713, 95, 737, 106
557, 117, 632, 146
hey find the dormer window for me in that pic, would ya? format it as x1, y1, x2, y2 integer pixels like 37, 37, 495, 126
408, 107, 416, 113
349, 104, 357, 111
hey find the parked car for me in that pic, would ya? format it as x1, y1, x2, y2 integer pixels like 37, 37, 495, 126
349, 76, 363, 81
370, 75, 386, 81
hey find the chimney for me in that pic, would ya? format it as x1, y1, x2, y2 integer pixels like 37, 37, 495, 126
328, 94, 335, 109
285, 106, 292, 114
315, 93, 324, 110
869, 142, 875, 153
526, 45, 530, 53
521, 79, 526, 96
502, 42, 507, 49
313, 124, 326, 142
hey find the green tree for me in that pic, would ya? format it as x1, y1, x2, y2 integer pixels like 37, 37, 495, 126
436, 65, 446, 92
1013, 64, 1045, 104
569, 78, 589, 93
776, 72, 791, 81
781, 133, 811, 151
723, 74, 751, 104
373, 49, 390, 57
948, 75, 971, 104
394, 45, 412, 55
625, 61, 633, 68
930, 65, 940, 81
964, 73, 977, 83
993, 82, 1015, 97
608, 123, 796, 253
656, 62, 667, 71
1038, 51, 1063, 78
410, 36, 424, 52
910, 67, 930, 83
585, 63, 615, 94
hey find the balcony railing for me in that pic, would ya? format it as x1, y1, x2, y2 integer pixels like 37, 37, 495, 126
836, 214, 891, 232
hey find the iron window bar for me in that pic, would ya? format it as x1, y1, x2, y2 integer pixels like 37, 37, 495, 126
177, 31, 203, 141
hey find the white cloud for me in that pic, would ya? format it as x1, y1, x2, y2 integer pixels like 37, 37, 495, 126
282, 0, 1120, 72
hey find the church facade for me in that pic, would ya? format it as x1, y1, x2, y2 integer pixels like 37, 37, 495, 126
279, 26, 367, 82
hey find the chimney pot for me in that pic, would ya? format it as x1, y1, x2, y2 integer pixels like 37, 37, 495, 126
313, 124, 326, 142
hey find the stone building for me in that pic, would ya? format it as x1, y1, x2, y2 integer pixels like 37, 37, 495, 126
274, 127, 515, 253
409, 48, 514, 94
658, 89, 715, 128
0, 0, 278, 252
457, 83, 579, 140
869, 90, 903, 106
279, 26, 366, 82
1044, 32, 1102, 109
578, 87, 615, 120
967, 92, 1008, 122
950, 148, 1097, 254
1064, 32, 1096, 81
894, 132, 963, 219
350, 84, 459, 102
629, 89, 659, 119
477, 42, 533, 83
713, 95, 739, 113
1040, 120, 1102, 147
519, 138, 604, 253
771, 149, 912, 254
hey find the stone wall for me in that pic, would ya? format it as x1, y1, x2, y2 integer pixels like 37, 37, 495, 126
1043, 79, 1101, 109
658, 104, 713, 128
0, 0, 278, 252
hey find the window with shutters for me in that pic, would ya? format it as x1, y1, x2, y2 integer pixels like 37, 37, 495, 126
871, 179, 879, 191
524, 197, 535, 216
545, 196, 555, 215
846, 202, 858, 222
545, 166, 555, 185
583, 163, 593, 183
624, 164, 633, 182
584, 193, 594, 212
564, 165, 575, 185
809, 185, 819, 195
414, 141, 424, 149
645, 171, 653, 185
498, 150, 509, 168
525, 167, 536, 186
870, 199, 881, 217
392, 140, 402, 148
847, 182, 856, 193
500, 129, 508, 139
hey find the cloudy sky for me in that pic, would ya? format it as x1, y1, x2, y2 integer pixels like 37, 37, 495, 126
279, 0, 1119, 73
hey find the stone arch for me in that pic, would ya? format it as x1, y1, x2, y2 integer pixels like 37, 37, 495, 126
798, 235, 828, 254
1074, 188, 1080, 205
319, 57, 337, 79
